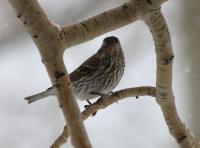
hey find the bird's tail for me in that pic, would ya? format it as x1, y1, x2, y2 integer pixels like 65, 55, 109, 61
24, 88, 55, 104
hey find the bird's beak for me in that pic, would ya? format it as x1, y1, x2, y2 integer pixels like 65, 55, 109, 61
110, 44, 119, 53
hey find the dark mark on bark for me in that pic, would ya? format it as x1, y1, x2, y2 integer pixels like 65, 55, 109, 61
17, 14, 21, 18
163, 55, 174, 65
153, 91, 156, 97
24, 21, 27, 24
94, 19, 98, 25
103, 12, 109, 20
114, 91, 120, 98
157, 95, 166, 100
158, 25, 166, 31
59, 105, 63, 108
37, 12, 41, 14
74, 25, 79, 31
157, 85, 167, 89
177, 136, 187, 143
139, 89, 142, 95
59, 33, 63, 40
160, 93, 167, 97
68, 83, 70, 85
147, 0, 152, 4
166, 122, 173, 125
123, 4, 128, 9
80, 23, 88, 31
34, 35, 38, 38
148, 88, 151, 95
155, 44, 168, 48
117, 14, 121, 21
55, 71, 65, 81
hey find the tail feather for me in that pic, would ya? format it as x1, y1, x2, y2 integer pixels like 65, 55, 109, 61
24, 88, 55, 104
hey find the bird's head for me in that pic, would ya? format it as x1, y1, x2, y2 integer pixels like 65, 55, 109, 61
97, 36, 123, 58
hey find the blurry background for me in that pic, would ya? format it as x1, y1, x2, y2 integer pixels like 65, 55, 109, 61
0, 0, 200, 147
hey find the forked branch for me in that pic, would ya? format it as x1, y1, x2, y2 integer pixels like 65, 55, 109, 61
51, 86, 156, 148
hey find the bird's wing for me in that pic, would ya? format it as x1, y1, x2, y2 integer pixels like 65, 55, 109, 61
69, 53, 102, 82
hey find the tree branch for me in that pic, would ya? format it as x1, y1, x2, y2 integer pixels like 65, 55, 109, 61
60, 0, 167, 49
60, 2, 137, 49
143, 4, 199, 148
8, 0, 91, 147
51, 86, 156, 148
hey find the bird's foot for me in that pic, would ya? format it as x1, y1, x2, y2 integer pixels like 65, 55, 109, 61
90, 92, 112, 106
87, 92, 113, 116
84, 100, 97, 117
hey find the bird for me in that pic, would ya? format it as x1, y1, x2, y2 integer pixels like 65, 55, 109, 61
24, 36, 125, 105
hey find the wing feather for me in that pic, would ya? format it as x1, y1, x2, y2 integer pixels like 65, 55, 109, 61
69, 53, 102, 82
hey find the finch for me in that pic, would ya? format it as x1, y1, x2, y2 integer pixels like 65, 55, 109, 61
25, 36, 125, 104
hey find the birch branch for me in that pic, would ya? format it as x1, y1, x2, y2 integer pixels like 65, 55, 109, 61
51, 87, 156, 148
59, 0, 167, 49
8, 0, 92, 147
60, 2, 138, 49
142, 1, 200, 148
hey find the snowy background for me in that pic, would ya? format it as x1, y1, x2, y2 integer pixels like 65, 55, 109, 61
0, 0, 200, 148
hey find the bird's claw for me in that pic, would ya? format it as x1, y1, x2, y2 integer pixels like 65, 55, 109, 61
84, 105, 89, 109
84, 100, 97, 117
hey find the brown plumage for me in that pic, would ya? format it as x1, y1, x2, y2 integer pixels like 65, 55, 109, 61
25, 36, 125, 103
